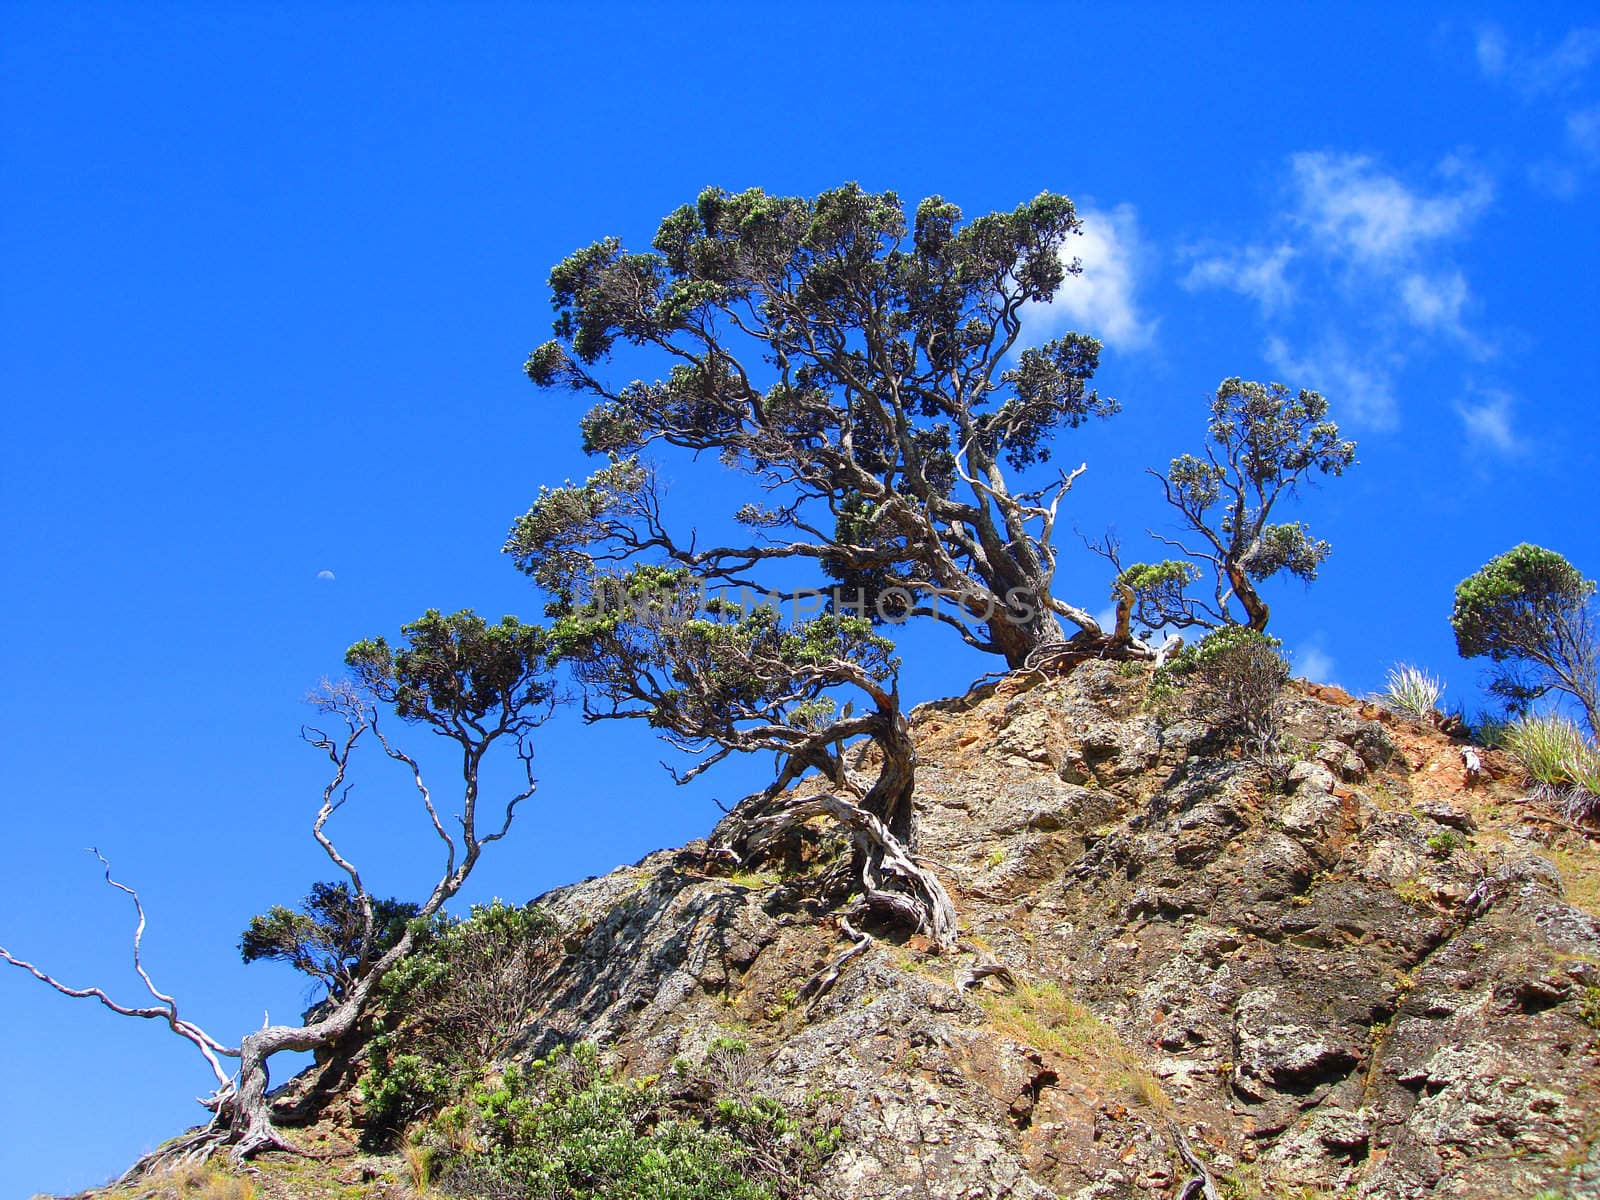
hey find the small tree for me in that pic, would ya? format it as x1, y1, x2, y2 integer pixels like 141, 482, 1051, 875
0, 609, 557, 1162
549, 564, 956, 948
523, 183, 1123, 669
1452, 544, 1598, 736
1126, 378, 1356, 634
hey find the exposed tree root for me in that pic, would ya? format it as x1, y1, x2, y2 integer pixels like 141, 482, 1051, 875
720, 791, 958, 952
956, 959, 1017, 991
798, 917, 872, 1014
1170, 1122, 1223, 1200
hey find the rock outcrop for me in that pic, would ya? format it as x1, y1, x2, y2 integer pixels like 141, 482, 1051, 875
483, 664, 1600, 1199
104, 664, 1600, 1199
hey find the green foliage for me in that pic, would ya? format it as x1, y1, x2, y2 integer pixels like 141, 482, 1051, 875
1502, 714, 1598, 788
345, 608, 553, 730
239, 881, 417, 1001
504, 459, 654, 607
359, 1036, 451, 1140
1163, 626, 1291, 754
1425, 830, 1461, 857
520, 182, 1124, 664
1452, 544, 1598, 734
1452, 544, 1592, 663
422, 1042, 836, 1200
1114, 559, 1199, 634
1144, 378, 1356, 632
548, 565, 897, 746
377, 901, 560, 1080
1381, 663, 1445, 723
1577, 987, 1600, 1031
1501, 714, 1600, 820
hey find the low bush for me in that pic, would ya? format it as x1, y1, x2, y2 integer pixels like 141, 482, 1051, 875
423, 1042, 837, 1200
1157, 626, 1291, 758
380, 900, 560, 1072
358, 900, 560, 1146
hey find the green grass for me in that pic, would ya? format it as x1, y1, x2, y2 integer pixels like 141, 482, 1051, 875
1547, 847, 1600, 918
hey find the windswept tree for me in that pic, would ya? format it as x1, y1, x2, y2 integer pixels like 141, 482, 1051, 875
522, 183, 1123, 669
1452, 544, 1598, 735
1110, 378, 1355, 636
548, 564, 956, 950
0, 609, 556, 1162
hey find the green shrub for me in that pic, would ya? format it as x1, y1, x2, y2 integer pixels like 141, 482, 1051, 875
1576, 987, 1600, 1031
1381, 664, 1445, 723
379, 900, 560, 1077
1163, 626, 1291, 756
1471, 713, 1512, 748
424, 1042, 834, 1200
1425, 830, 1461, 857
359, 1035, 451, 1141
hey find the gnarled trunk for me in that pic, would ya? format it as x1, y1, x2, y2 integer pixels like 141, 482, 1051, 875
717, 700, 956, 951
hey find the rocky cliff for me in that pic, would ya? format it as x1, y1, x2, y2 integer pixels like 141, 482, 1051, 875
96, 663, 1600, 1200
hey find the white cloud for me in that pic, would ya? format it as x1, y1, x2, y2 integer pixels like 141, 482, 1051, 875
316, 569, 336, 582
1399, 269, 1470, 331
1475, 22, 1600, 97
1455, 388, 1527, 456
1288, 152, 1491, 266
1567, 106, 1600, 161
1183, 153, 1490, 401
1264, 335, 1398, 430
1028, 203, 1156, 352
1181, 242, 1297, 312
1295, 642, 1337, 685
1475, 25, 1509, 78
1474, 24, 1600, 194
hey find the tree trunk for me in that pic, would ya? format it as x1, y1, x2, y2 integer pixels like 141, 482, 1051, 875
988, 592, 1069, 670
213, 918, 423, 1158
1229, 561, 1270, 632
717, 703, 956, 950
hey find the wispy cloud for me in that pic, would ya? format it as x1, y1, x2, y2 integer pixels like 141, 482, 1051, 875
1030, 204, 1157, 353
1181, 242, 1296, 312
1295, 640, 1337, 685
1399, 269, 1470, 332
1474, 22, 1600, 97
1568, 105, 1600, 161
1264, 335, 1399, 430
1185, 153, 1490, 350
1455, 387, 1528, 457
1288, 152, 1491, 267
1472, 23, 1600, 194
1183, 152, 1492, 432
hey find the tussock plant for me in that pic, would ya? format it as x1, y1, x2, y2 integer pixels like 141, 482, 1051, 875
1381, 663, 1445, 723
1503, 713, 1600, 822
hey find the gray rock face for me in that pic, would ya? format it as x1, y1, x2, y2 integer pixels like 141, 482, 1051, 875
493, 665, 1600, 1199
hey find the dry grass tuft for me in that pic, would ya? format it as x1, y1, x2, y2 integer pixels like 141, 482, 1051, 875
980, 980, 1169, 1111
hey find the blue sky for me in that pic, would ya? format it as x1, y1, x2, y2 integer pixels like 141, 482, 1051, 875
3, 4, 1598, 1193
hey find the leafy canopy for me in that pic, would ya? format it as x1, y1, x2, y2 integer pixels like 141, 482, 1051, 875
1452, 544, 1598, 731
522, 182, 1121, 665
1452, 544, 1593, 662
346, 608, 554, 735
549, 564, 897, 749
